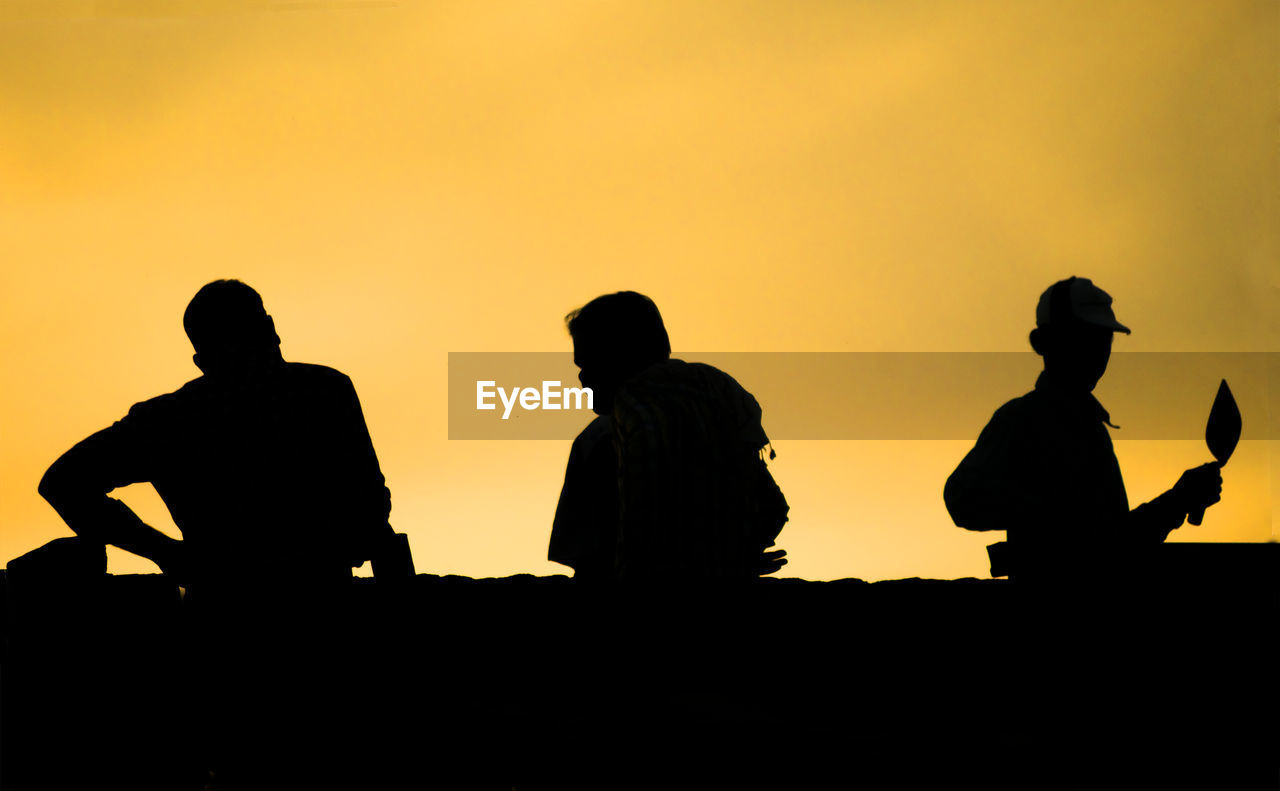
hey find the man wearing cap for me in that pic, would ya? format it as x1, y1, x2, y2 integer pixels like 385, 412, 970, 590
943, 276, 1223, 580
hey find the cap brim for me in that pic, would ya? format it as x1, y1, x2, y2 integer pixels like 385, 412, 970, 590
1091, 317, 1131, 334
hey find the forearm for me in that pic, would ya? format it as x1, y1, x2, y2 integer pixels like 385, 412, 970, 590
1126, 490, 1187, 544
339, 484, 393, 566
41, 487, 180, 568
38, 415, 183, 569
102, 499, 182, 568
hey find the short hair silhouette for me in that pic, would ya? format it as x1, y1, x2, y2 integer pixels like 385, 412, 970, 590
565, 291, 671, 367
183, 279, 280, 357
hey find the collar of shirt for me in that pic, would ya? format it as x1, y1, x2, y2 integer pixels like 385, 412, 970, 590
1033, 370, 1120, 429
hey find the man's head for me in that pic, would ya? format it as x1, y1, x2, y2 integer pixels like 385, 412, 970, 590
1028, 276, 1130, 392
184, 280, 282, 375
565, 291, 671, 415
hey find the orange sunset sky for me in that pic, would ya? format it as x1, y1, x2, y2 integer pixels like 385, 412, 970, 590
1, 0, 1276, 581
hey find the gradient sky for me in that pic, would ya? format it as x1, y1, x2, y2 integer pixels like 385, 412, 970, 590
1, 0, 1276, 581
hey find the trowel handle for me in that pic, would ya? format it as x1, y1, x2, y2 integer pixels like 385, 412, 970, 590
1186, 459, 1227, 526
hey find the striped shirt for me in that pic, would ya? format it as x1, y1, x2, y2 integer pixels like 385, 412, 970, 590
611, 359, 788, 580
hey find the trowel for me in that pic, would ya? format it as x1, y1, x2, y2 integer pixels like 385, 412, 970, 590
1187, 379, 1241, 526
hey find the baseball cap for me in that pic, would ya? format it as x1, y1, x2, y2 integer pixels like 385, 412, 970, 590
1035, 276, 1131, 334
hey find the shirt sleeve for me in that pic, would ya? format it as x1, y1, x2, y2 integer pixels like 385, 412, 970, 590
548, 416, 616, 574
944, 401, 1043, 532
46, 403, 163, 495
38, 401, 167, 544
324, 376, 393, 563
1124, 491, 1187, 543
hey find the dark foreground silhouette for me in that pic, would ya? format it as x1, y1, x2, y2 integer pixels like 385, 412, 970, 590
38, 279, 399, 594
33, 280, 410, 786
2, 544, 1276, 790
12, 280, 1271, 789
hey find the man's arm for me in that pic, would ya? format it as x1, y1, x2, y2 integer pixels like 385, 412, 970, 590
327, 375, 394, 568
548, 415, 615, 575
944, 403, 1042, 532
38, 424, 185, 577
1124, 463, 1223, 543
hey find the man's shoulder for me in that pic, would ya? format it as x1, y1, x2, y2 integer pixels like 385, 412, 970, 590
615, 359, 769, 453
120, 377, 203, 421
122, 364, 355, 421
647, 359, 735, 385
971, 390, 1049, 440
622, 359, 749, 402
283, 361, 353, 387
976, 387, 1083, 459
572, 414, 612, 444
989, 389, 1047, 421
273, 363, 361, 413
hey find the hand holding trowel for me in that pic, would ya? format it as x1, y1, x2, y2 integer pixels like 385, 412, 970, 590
1187, 379, 1241, 526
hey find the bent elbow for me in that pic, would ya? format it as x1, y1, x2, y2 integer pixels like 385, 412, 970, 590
944, 483, 999, 532
942, 474, 968, 528
38, 454, 85, 511
37, 463, 65, 505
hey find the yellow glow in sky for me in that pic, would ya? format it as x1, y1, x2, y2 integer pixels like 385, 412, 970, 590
1, 0, 1276, 580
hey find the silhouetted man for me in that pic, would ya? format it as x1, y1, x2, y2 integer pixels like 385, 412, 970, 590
38, 280, 393, 596
943, 277, 1222, 580
37, 280, 395, 785
549, 291, 788, 580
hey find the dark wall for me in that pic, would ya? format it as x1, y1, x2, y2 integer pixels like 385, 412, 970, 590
2, 547, 1276, 790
